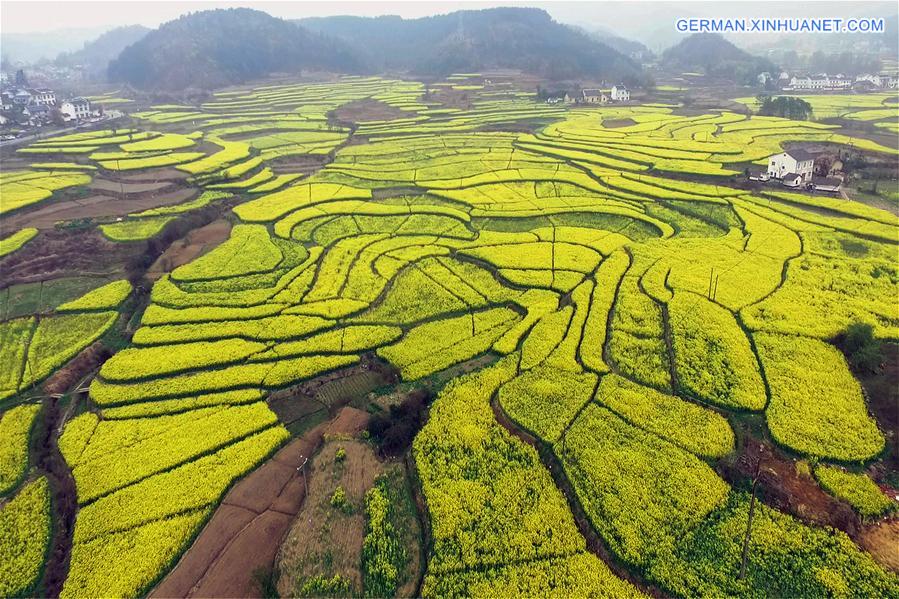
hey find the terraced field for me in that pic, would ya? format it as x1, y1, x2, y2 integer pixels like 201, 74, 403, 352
1, 76, 898, 598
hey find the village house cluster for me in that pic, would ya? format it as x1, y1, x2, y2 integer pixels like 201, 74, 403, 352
544, 84, 631, 104
749, 148, 844, 193
765, 71, 899, 91
0, 83, 96, 130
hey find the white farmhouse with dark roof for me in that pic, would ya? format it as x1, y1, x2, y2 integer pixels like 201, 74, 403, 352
767, 149, 815, 185
610, 84, 629, 101
60, 97, 92, 122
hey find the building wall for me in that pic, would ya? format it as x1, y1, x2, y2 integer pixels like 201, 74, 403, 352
767, 153, 814, 181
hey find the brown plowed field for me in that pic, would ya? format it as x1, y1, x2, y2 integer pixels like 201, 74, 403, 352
150, 427, 323, 598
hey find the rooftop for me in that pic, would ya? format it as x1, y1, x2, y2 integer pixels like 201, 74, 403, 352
785, 149, 816, 162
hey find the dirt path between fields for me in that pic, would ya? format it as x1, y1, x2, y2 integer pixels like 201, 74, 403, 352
34, 395, 79, 598
150, 407, 370, 599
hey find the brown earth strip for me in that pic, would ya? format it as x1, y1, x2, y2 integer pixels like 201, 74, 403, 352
41, 343, 110, 396
276, 439, 383, 597
34, 395, 79, 598
151, 407, 372, 599
721, 434, 860, 536
88, 179, 173, 194
859, 519, 899, 573
114, 167, 191, 182
1, 229, 136, 287
151, 426, 325, 598
146, 219, 232, 280
330, 99, 408, 127
2, 187, 198, 231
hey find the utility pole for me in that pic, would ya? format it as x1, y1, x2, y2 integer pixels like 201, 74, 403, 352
297, 455, 309, 497
739, 458, 763, 580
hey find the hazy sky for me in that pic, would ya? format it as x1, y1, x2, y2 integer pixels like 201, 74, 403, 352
1, 0, 894, 37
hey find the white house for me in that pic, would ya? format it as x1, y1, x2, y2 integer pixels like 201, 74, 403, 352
30, 88, 56, 106
582, 89, 608, 104
767, 149, 815, 185
855, 74, 898, 89
60, 97, 91, 121
610, 85, 630, 102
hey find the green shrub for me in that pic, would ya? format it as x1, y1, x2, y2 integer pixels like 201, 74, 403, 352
298, 573, 351, 598
842, 322, 882, 373
330, 486, 350, 513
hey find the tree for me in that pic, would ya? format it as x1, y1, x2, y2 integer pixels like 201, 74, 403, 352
757, 95, 813, 121
14, 69, 28, 86
49, 108, 65, 127
840, 322, 882, 373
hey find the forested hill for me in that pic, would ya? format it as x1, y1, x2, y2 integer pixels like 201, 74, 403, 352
107, 9, 365, 90
662, 33, 778, 84
298, 7, 646, 83
56, 25, 151, 79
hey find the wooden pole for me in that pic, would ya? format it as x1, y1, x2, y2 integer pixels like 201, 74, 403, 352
298, 455, 309, 497
739, 460, 762, 580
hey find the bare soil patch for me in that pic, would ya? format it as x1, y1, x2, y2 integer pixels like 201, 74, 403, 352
268, 356, 396, 436
722, 434, 859, 536
276, 440, 384, 597
859, 519, 899, 572
88, 178, 173, 194
330, 99, 408, 126
2, 187, 197, 231
115, 167, 190, 182
602, 118, 637, 128
151, 424, 327, 599
0, 228, 134, 287
146, 219, 232, 280
325, 406, 371, 437
268, 153, 329, 175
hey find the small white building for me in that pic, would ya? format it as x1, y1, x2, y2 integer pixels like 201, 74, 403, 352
60, 97, 91, 121
767, 149, 815, 184
610, 84, 630, 102
582, 88, 608, 104
811, 177, 842, 193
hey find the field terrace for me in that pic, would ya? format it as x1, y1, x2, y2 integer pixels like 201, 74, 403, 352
1, 75, 898, 598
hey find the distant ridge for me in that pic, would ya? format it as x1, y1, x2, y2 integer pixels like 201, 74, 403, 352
662, 33, 777, 84
56, 25, 151, 79
107, 8, 365, 90
298, 7, 646, 83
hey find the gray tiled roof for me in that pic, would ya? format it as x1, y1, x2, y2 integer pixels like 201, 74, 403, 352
785, 149, 816, 162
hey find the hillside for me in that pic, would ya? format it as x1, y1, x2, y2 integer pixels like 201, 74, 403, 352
107, 8, 365, 90
56, 25, 150, 79
662, 33, 777, 84
587, 27, 654, 62
299, 8, 645, 82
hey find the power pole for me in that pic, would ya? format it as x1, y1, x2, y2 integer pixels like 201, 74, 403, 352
739, 459, 762, 580
297, 455, 309, 497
